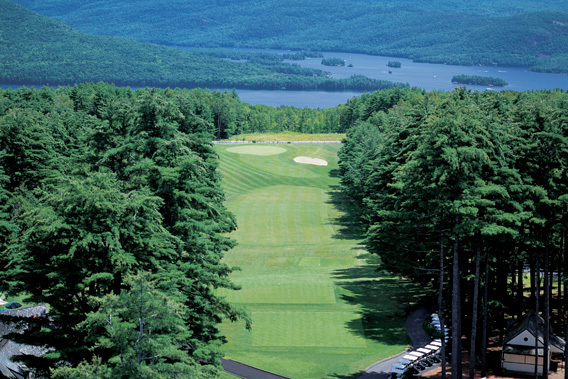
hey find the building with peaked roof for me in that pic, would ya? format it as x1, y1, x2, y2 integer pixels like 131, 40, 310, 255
0, 305, 49, 379
502, 310, 565, 375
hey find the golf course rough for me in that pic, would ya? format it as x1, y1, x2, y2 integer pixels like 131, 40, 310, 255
216, 143, 416, 379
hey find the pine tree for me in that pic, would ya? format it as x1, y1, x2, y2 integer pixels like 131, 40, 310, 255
52, 272, 205, 379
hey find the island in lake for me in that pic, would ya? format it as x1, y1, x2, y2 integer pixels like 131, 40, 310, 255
322, 57, 346, 66
452, 74, 508, 87
387, 61, 402, 68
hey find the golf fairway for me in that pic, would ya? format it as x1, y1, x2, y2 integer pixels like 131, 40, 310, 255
216, 143, 420, 379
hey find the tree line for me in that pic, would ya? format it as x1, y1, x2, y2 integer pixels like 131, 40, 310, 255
338, 87, 568, 378
0, 83, 251, 378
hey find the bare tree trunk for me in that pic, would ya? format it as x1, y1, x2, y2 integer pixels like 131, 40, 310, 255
519, 260, 524, 318
531, 259, 536, 302
544, 246, 550, 379
517, 260, 525, 319
469, 246, 481, 379
440, 223, 447, 379
565, 280, 568, 379
535, 259, 541, 379
452, 215, 462, 379
481, 250, 490, 378
561, 231, 565, 313
496, 259, 508, 345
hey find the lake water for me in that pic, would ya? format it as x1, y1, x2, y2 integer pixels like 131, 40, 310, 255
3, 49, 568, 109
208, 49, 568, 108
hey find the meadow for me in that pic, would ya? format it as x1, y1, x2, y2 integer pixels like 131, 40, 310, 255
215, 143, 425, 378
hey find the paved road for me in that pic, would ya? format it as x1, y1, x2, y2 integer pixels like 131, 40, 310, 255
222, 359, 292, 379
356, 306, 434, 379
222, 306, 434, 379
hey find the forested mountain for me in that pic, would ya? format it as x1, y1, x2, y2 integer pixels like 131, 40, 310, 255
0, 0, 401, 91
13, 0, 568, 73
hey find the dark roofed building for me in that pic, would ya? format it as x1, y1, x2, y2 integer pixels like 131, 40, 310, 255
502, 310, 565, 375
0, 305, 50, 379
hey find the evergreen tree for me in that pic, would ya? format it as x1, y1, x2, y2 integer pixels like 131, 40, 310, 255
52, 272, 206, 378
0, 85, 249, 375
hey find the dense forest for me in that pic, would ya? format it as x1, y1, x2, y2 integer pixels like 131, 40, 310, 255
2, 81, 568, 378
0, 83, 253, 377
13, 0, 568, 73
0, 0, 402, 91
338, 87, 568, 378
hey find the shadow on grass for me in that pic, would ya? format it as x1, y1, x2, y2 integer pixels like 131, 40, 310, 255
326, 184, 367, 241
326, 170, 434, 379
331, 254, 432, 379
334, 253, 427, 346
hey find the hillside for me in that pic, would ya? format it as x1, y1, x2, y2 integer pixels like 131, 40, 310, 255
12, 0, 568, 73
0, 0, 401, 90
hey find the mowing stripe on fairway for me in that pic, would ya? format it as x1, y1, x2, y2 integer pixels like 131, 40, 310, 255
217, 145, 332, 199
218, 282, 336, 304
228, 185, 334, 245
251, 311, 368, 348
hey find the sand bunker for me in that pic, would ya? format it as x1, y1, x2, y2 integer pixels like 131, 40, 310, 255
227, 145, 286, 156
294, 156, 328, 166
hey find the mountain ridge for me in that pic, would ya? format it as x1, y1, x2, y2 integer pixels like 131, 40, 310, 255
12, 0, 568, 73
0, 0, 402, 90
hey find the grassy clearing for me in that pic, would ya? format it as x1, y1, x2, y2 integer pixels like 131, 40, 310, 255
218, 370, 238, 379
216, 143, 426, 379
0, 293, 34, 310
223, 132, 346, 142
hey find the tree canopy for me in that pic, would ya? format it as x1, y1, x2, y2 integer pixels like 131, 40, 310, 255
338, 87, 568, 377
0, 83, 250, 377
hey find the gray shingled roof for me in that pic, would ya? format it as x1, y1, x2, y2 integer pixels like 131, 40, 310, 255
0, 305, 50, 379
504, 309, 566, 352
0, 305, 49, 338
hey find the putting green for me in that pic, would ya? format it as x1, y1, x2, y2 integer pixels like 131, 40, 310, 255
226, 145, 287, 156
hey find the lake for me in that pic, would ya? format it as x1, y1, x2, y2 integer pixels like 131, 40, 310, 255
208, 49, 568, 108
3, 49, 568, 109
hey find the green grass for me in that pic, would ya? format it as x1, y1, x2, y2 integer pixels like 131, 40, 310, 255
218, 371, 238, 379
223, 132, 346, 142
216, 143, 425, 379
0, 293, 33, 310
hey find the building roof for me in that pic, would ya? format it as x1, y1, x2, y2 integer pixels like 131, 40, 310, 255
504, 310, 565, 352
0, 305, 50, 379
